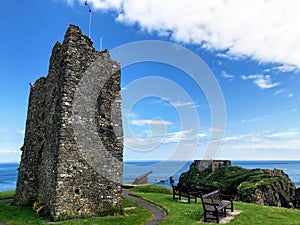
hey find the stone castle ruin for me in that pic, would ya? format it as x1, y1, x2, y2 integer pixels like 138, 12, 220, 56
14, 25, 123, 221
194, 160, 231, 172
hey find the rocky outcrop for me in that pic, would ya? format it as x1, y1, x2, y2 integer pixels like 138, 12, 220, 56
179, 160, 298, 209
237, 169, 295, 207
14, 25, 123, 221
295, 188, 300, 208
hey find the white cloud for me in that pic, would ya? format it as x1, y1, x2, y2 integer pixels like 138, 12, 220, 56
265, 131, 300, 138
208, 127, 224, 133
223, 138, 300, 151
164, 130, 194, 143
190, 129, 300, 159
82, 0, 122, 10
0, 149, 21, 162
171, 101, 195, 108
197, 133, 207, 138
0, 129, 25, 134
219, 138, 300, 160
127, 111, 139, 119
16, 129, 25, 134
155, 97, 200, 109
221, 71, 234, 79
56, 0, 75, 6
223, 136, 241, 142
130, 119, 172, 126
68, 0, 75, 6
67, 0, 300, 70
224, 130, 300, 143
223, 133, 259, 142
273, 89, 295, 98
216, 53, 240, 61
124, 129, 197, 153
241, 117, 263, 123
273, 64, 298, 73
274, 89, 284, 96
241, 74, 280, 89
0, 149, 19, 153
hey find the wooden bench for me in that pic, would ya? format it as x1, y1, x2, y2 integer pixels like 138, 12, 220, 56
200, 189, 233, 223
172, 184, 197, 203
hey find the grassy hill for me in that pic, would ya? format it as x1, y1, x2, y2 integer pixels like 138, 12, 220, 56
1, 186, 300, 224
179, 163, 297, 208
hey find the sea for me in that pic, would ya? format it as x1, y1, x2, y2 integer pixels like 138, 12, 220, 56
1, 160, 300, 192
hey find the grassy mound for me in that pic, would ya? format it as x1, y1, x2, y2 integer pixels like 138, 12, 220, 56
1, 186, 300, 224
179, 164, 296, 207
131, 184, 172, 194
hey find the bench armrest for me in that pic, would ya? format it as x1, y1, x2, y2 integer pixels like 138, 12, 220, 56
203, 202, 219, 206
221, 194, 234, 201
188, 191, 198, 195
203, 202, 222, 211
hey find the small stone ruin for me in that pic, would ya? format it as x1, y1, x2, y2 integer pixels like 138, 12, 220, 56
194, 160, 231, 172
14, 24, 123, 221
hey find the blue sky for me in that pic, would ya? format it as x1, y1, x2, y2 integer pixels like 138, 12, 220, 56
0, 0, 300, 162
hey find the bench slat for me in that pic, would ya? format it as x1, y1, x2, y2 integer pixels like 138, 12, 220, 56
172, 185, 197, 203
200, 190, 234, 223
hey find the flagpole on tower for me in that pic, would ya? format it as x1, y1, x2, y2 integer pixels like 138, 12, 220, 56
85, 1, 92, 38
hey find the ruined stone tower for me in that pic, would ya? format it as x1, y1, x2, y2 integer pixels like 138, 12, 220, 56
14, 25, 123, 221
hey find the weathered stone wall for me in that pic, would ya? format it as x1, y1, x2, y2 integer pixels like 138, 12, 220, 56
14, 77, 48, 205
193, 160, 231, 172
14, 25, 123, 221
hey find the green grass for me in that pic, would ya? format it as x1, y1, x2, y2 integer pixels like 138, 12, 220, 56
0, 192, 151, 225
0, 190, 15, 199
1, 186, 300, 224
132, 192, 201, 225
0, 199, 45, 225
55, 197, 152, 225
131, 185, 300, 225
131, 184, 172, 194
